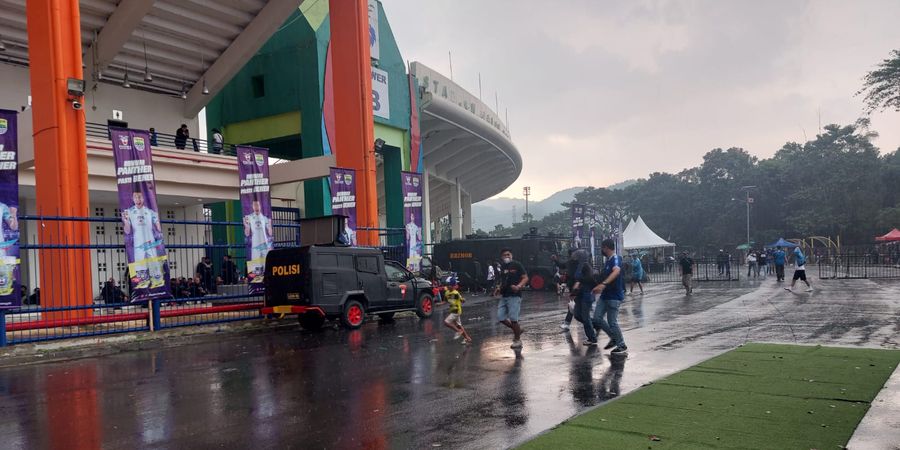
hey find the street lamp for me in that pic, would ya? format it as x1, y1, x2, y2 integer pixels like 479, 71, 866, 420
733, 186, 756, 253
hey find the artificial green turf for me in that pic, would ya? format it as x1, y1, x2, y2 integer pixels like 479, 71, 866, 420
520, 343, 900, 449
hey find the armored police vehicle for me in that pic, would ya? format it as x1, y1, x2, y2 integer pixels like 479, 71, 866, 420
262, 246, 434, 330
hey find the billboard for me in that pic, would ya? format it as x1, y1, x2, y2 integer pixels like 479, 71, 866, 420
111, 128, 170, 302
329, 167, 358, 246
237, 146, 274, 294
0, 110, 20, 308
571, 203, 585, 249
402, 171, 423, 271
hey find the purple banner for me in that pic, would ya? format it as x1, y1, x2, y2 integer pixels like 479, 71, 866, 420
238, 146, 273, 295
402, 171, 424, 271
571, 204, 585, 249
0, 110, 20, 309
329, 167, 358, 246
111, 128, 170, 303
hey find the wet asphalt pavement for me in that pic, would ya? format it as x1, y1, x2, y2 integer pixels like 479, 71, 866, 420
1, 278, 898, 449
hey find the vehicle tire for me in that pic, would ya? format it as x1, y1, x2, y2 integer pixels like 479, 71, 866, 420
298, 312, 325, 330
341, 299, 366, 329
529, 272, 547, 291
415, 293, 434, 318
378, 312, 396, 322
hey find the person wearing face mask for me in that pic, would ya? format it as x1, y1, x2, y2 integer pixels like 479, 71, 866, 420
492, 248, 528, 349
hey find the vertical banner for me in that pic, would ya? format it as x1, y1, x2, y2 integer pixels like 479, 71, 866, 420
237, 146, 274, 295
587, 207, 597, 265
570, 204, 585, 249
0, 110, 20, 309
111, 128, 170, 303
402, 171, 423, 271
329, 167, 358, 246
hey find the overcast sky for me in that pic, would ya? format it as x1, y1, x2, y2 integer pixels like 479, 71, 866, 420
382, 0, 900, 200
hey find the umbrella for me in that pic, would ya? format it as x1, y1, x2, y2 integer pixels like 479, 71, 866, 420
875, 228, 900, 242
766, 238, 798, 248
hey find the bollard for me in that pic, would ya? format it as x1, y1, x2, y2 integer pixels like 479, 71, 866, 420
150, 300, 162, 331
0, 311, 6, 347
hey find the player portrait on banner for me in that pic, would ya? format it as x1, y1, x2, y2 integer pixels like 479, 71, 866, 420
243, 193, 274, 284
401, 171, 424, 271
122, 185, 165, 290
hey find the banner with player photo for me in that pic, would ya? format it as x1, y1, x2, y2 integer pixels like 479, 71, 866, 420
402, 171, 424, 271
111, 128, 170, 303
570, 203, 585, 249
0, 110, 21, 309
237, 146, 274, 295
329, 167, 358, 246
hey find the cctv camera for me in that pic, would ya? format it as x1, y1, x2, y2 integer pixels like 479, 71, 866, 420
72, 101, 83, 110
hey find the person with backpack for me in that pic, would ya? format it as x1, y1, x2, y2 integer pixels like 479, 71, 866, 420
785, 247, 813, 292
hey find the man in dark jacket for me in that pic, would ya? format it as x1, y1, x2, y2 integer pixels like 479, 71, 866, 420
195, 256, 214, 293
99, 277, 127, 304
221, 254, 238, 285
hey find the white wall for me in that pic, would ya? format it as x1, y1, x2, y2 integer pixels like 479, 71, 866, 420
0, 63, 199, 164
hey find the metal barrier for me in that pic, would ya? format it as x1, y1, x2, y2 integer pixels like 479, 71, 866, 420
817, 255, 900, 279
86, 122, 239, 156
624, 257, 742, 283
1, 215, 301, 346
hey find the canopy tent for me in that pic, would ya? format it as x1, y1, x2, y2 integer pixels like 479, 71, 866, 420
766, 238, 798, 248
875, 228, 900, 242
623, 216, 676, 250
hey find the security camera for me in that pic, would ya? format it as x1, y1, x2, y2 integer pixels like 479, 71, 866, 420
71, 100, 83, 110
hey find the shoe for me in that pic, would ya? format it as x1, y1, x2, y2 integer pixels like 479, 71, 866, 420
805, 287, 813, 292
604, 340, 616, 350
784, 287, 792, 292
510, 340, 523, 349
611, 346, 628, 355
560, 323, 570, 331
453, 332, 463, 340
583, 340, 598, 346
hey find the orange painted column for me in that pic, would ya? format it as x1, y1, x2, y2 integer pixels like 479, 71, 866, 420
329, 0, 378, 246
26, 0, 93, 314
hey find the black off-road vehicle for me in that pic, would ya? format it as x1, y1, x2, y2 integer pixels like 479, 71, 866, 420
262, 246, 434, 330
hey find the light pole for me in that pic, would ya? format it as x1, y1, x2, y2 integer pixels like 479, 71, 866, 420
739, 186, 756, 252
522, 186, 531, 222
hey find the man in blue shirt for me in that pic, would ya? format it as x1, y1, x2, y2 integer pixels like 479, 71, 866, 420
592, 239, 627, 355
773, 246, 787, 282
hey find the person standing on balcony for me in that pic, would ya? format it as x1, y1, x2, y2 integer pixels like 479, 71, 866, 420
211, 128, 224, 155
149, 128, 158, 146
174, 124, 188, 150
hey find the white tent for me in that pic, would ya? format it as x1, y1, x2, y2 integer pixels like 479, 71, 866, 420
623, 216, 676, 250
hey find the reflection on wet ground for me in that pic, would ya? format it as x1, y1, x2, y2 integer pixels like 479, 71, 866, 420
0, 279, 898, 449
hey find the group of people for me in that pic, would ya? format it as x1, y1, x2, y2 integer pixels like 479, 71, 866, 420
146, 125, 225, 154
555, 240, 629, 354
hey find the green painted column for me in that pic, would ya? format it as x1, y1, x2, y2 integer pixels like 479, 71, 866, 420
383, 145, 403, 245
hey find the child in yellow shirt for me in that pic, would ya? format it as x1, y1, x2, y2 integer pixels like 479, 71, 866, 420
443, 280, 472, 344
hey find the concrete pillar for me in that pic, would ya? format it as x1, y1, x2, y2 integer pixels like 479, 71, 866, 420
462, 192, 472, 237
422, 168, 432, 250
450, 180, 462, 240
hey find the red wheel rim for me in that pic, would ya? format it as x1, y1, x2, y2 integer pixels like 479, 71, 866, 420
531, 274, 545, 290
347, 305, 363, 325
422, 298, 432, 313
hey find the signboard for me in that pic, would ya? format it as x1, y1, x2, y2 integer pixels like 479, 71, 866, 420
237, 146, 274, 295
410, 62, 510, 138
329, 167, 358, 246
571, 204, 585, 249
0, 110, 20, 309
111, 128, 170, 302
368, 0, 380, 61
372, 67, 390, 120
402, 171, 423, 271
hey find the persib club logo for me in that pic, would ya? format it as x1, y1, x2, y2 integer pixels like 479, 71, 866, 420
344, 174, 353, 185
255, 154, 265, 167
0, 118, 7, 135
134, 137, 146, 151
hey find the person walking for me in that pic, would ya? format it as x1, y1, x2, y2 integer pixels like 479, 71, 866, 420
757, 250, 768, 279
560, 250, 578, 330
592, 239, 627, 355
211, 128, 224, 154
679, 251, 693, 295
716, 249, 726, 275
492, 248, 528, 349
629, 253, 644, 294
785, 247, 813, 292
773, 246, 786, 282
746, 251, 757, 278
570, 249, 599, 346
